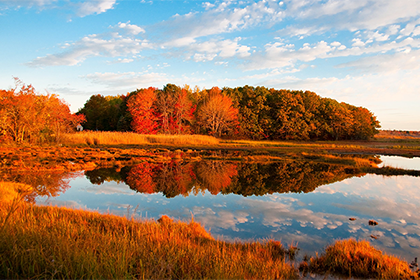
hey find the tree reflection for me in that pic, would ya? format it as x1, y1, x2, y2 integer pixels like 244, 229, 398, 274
82, 159, 368, 198
195, 161, 238, 195
225, 161, 357, 196
0, 158, 376, 201
0, 171, 77, 202
126, 162, 156, 194
85, 168, 124, 185
125, 161, 196, 198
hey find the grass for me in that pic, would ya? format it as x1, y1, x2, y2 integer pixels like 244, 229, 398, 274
0, 182, 298, 279
304, 239, 418, 279
2, 183, 419, 279
61, 131, 220, 146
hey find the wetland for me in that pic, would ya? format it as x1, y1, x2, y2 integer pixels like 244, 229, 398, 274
1, 134, 420, 279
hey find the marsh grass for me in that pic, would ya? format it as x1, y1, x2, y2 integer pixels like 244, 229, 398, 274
306, 239, 417, 279
61, 131, 220, 146
0, 182, 298, 279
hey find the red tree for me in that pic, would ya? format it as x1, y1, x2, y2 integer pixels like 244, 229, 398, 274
127, 87, 159, 134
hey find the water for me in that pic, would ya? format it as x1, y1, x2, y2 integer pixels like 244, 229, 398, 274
12, 155, 420, 262
379, 155, 420, 170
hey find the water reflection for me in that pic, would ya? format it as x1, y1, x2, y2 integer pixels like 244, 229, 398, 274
379, 155, 420, 170
84, 160, 359, 198
9, 157, 419, 263
0, 171, 78, 202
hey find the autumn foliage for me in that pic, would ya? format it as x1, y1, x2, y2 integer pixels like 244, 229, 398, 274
127, 87, 159, 134
78, 84, 380, 140
0, 79, 85, 144
196, 87, 239, 137
1, 78, 380, 144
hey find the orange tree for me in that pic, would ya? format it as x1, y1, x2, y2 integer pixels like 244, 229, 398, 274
0, 79, 84, 144
196, 87, 239, 138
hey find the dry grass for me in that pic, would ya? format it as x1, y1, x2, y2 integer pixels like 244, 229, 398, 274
375, 130, 420, 140
305, 239, 417, 279
0, 182, 32, 204
61, 131, 220, 146
0, 182, 298, 279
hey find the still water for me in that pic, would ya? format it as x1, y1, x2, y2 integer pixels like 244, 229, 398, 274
26, 156, 420, 262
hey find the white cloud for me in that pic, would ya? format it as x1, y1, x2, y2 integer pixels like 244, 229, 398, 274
202, 2, 215, 10
117, 21, 145, 35
366, 31, 389, 42
165, 37, 196, 48
154, 0, 284, 41
246, 40, 332, 70
109, 58, 134, 64
192, 38, 251, 61
76, 0, 117, 17
162, 37, 251, 62
352, 38, 366, 47
337, 49, 420, 73
413, 26, 420, 37
27, 33, 152, 67
297, 0, 420, 31
387, 25, 400, 35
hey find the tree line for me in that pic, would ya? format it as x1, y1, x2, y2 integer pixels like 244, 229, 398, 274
78, 84, 380, 140
0, 79, 85, 144
0, 79, 380, 144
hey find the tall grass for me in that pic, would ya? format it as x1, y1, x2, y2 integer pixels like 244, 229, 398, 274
0, 182, 297, 279
306, 239, 417, 279
61, 131, 220, 146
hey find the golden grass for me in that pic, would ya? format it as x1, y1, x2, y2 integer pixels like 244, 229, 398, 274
0, 182, 32, 204
375, 130, 420, 140
61, 131, 220, 146
305, 239, 417, 279
0, 182, 298, 279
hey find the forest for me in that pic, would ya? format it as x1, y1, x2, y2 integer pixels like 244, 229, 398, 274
0, 80, 380, 144
78, 84, 380, 141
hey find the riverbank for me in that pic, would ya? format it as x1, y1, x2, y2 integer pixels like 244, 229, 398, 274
1, 182, 298, 279
0, 182, 418, 279
1, 131, 419, 173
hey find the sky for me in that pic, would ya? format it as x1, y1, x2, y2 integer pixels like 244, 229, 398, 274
1, 0, 420, 131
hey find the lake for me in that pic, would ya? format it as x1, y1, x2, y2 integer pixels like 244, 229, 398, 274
7, 155, 420, 263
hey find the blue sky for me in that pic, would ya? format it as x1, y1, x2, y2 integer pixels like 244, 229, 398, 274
1, 0, 420, 130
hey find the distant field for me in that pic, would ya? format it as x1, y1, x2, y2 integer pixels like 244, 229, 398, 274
375, 130, 420, 140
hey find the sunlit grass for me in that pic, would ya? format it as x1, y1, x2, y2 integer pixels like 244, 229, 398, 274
0, 183, 298, 279
61, 131, 220, 146
305, 239, 417, 279
2, 183, 418, 279
0, 182, 32, 204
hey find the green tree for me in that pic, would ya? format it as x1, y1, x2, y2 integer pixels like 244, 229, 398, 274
226, 86, 270, 140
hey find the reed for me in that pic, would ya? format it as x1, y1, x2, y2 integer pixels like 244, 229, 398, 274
61, 131, 220, 146
0, 182, 297, 279
306, 239, 417, 279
